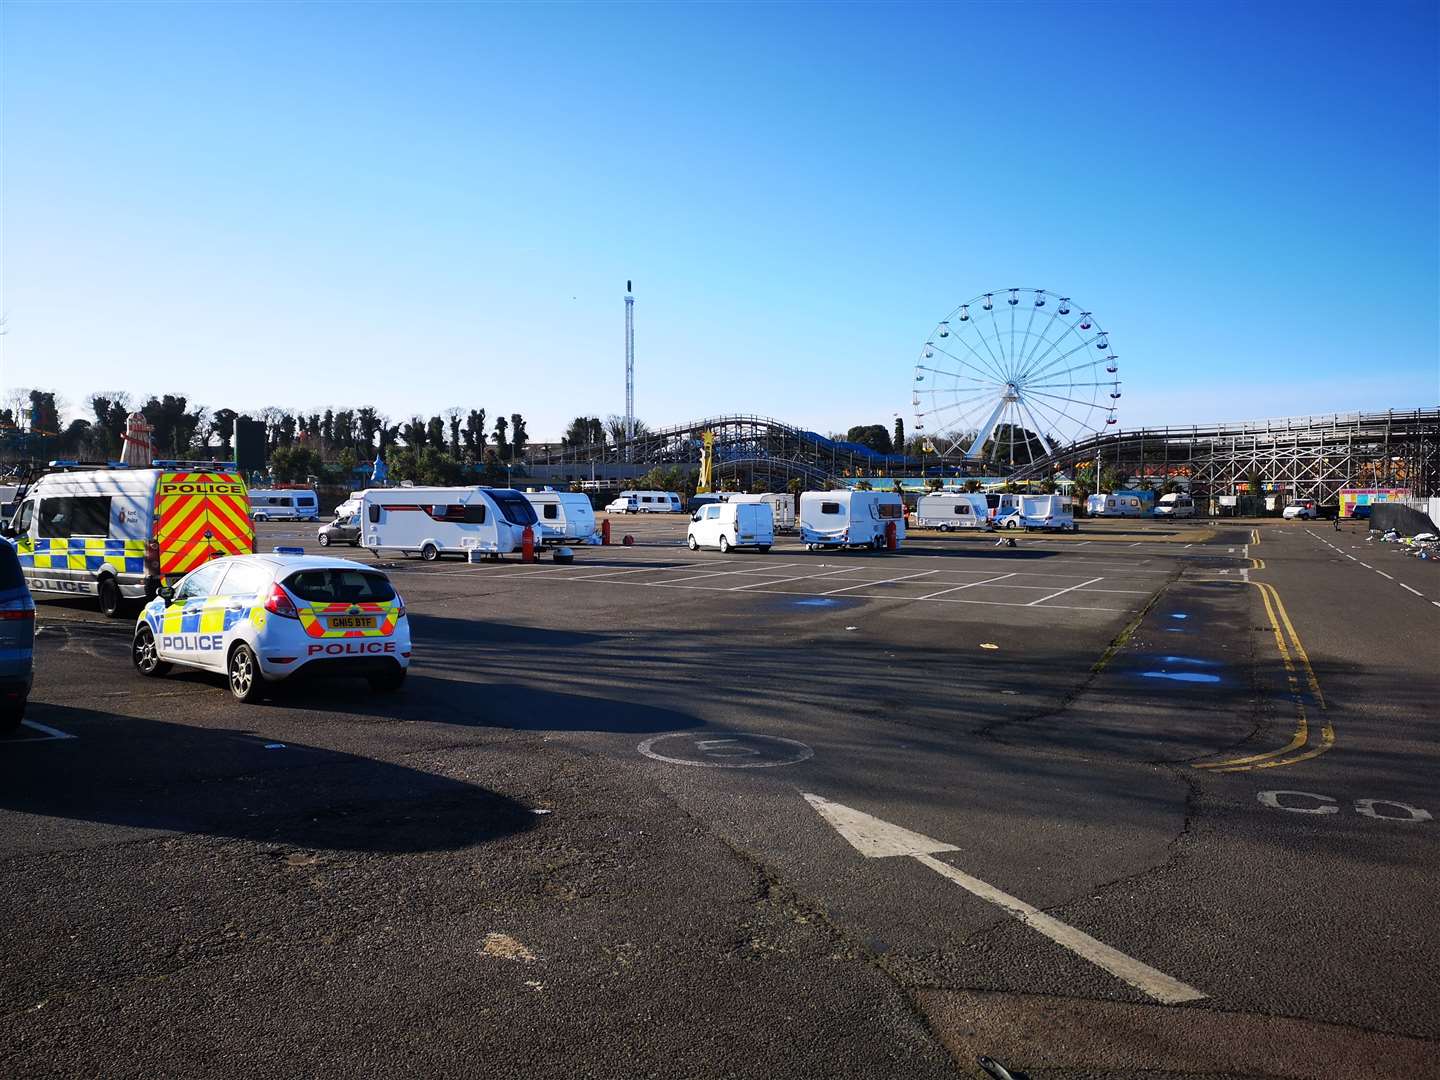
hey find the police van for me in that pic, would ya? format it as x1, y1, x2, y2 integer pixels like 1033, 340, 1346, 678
133, 550, 409, 702
1, 463, 255, 617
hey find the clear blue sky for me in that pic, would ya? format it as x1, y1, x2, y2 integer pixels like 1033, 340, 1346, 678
3, 0, 1437, 441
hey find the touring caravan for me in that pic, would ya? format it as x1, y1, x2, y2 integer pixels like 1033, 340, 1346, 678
1153, 493, 1196, 518
604, 490, 683, 514
799, 490, 906, 551
994, 494, 1076, 531
361, 487, 540, 561
523, 489, 597, 543
687, 501, 774, 553
1087, 492, 1154, 517
724, 493, 796, 531
0, 464, 254, 616
913, 493, 989, 531
248, 488, 320, 521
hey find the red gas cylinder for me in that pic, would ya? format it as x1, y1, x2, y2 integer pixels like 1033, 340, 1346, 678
522, 526, 536, 563
885, 520, 898, 550
601, 518, 611, 545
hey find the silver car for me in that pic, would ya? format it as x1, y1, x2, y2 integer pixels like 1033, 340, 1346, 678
0, 540, 35, 733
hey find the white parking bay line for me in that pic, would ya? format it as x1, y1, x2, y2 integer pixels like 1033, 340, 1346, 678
660, 562, 801, 585
1027, 576, 1105, 607
728, 567, 865, 591
916, 572, 1018, 600
819, 570, 940, 596
1400, 583, 1424, 597
12, 719, 76, 742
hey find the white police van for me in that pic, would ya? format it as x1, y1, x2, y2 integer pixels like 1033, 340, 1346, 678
132, 548, 409, 702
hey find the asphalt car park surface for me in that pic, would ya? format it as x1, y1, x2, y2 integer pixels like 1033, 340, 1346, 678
2, 515, 1436, 1078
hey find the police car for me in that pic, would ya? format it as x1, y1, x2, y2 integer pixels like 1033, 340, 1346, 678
131, 549, 409, 702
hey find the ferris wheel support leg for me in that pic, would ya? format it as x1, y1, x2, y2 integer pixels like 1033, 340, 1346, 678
965, 396, 1012, 460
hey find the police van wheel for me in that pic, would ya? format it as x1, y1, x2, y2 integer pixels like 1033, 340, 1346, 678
98, 577, 124, 619
718, 536, 730, 553
368, 667, 407, 693
132, 626, 171, 677
228, 644, 265, 703
420, 543, 440, 562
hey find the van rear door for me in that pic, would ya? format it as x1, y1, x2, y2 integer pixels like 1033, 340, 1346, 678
153, 472, 254, 581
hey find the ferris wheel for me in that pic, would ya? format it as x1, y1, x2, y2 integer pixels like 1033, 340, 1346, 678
912, 287, 1120, 469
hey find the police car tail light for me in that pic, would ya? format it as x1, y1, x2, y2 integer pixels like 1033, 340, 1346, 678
264, 583, 299, 619
395, 593, 407, 619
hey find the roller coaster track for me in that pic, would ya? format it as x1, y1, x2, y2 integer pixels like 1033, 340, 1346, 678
533, 408, 1440, 501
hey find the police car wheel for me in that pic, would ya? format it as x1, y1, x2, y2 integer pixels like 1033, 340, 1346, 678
421, 543, 440, 562
318, 533, 331, 547
132, 626, 171, 677
367, 667, 406, 693
98, 577, 124, 618
228, 644, 264, 703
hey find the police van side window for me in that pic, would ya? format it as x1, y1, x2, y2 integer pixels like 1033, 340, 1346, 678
36, 498, 107, 537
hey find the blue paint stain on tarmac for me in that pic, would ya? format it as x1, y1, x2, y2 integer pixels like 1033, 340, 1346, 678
1141, 671, 1221, 683
793, 598, 840, 607
1169, 613, 1189, 620
1157, 656, 1220, 666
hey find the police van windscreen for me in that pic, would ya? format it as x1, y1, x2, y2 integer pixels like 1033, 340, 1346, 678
283, 569, 396, 604
489, 491, 538, 526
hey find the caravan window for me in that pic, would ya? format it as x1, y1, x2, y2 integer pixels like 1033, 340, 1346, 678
38, 496, 111, 538
819, 501, 841, 515
877, 502, 902, 519
985, 494, 1000, 509
432, 504, 487, 524
489, 491, 538, 526
954, 505, 971, 516
542, 503, 559, 519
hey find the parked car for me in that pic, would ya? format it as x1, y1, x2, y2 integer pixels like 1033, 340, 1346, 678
1282, 501, 1317, 520
0, 539, 35, 733
317, 513, 361, 547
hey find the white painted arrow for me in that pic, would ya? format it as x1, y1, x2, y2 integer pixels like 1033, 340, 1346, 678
803, 793, 1206, 1005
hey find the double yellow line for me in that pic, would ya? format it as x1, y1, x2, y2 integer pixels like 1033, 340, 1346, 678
1195, 580, 1333, 772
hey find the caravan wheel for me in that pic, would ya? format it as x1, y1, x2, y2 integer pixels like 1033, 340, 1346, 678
421, 543, 440, 562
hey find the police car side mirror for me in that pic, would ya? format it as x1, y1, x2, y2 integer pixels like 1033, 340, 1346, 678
692, 513, 701, 522
158, 584, 176, 603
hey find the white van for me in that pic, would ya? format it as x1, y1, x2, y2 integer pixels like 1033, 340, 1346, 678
799, 490, 906, 551
361, 486, 540, 561
687, 501, 774, 553
724, 493, 796, 531
249, 488, 319, 522
523, 489, 596, 543
913, 493, 989, 531
604, 490, 682, 514
1, 464, 254, 616
1154, 493, 1195, 518
995, 494, 1076, 531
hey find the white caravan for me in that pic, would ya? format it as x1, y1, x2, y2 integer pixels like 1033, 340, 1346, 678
604, 490, 682, 514
687, 501, 774, 553
994, 494, 1076, 531
913, 493, 989, 531
799, 490, 906, 551
249, 488, 320, 522
723, 493, 796, 531
1087, 492, 1151, 517
1154, 493, 1196, 518
361, 487, 540, 561
523, 489, 597, 543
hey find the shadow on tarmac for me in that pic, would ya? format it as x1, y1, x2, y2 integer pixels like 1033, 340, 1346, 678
0, 705, 537, 853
